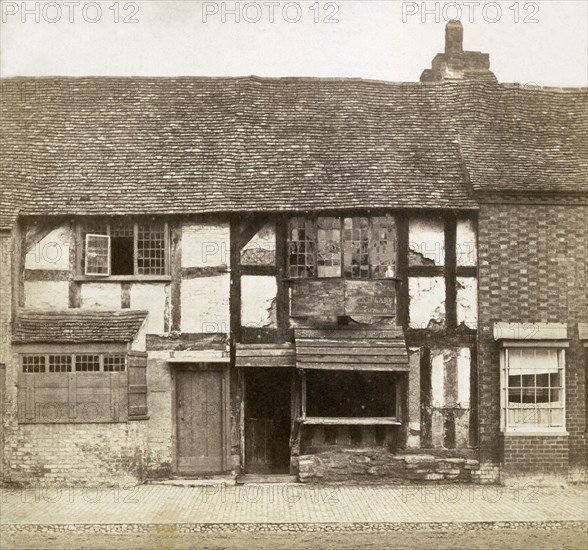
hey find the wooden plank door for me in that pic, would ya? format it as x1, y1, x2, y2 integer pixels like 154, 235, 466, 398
176, 367, 224, 473
245, 418, 274, 472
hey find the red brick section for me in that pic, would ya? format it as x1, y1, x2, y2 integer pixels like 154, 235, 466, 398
500, 435, 569, 471
477, 203, 588, 470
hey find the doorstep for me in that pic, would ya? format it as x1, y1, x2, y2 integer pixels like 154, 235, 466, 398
149, 475, 237, 487
236, 474, 300, 484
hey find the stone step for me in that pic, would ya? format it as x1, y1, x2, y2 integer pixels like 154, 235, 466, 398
237, 474, 299, 484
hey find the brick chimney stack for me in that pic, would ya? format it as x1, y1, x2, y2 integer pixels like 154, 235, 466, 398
445, 20, 464, 57
420, 21, 496, 82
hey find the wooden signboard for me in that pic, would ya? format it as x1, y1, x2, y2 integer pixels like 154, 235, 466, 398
290, 280, 345, 317
290, 279, 396, 318
344, 280, 396, 316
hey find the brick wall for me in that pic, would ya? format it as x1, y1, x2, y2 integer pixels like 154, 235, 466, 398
2, 352, 173, 486
501, 434, 569, 472
478, 203, 588, 470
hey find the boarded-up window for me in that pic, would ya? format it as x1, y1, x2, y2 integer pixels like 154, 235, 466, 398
17, 353, 143, 423
85, 234, 110, 276
317, 217, 341, 278
343, 217, 369, 279
288, 217, 315, 278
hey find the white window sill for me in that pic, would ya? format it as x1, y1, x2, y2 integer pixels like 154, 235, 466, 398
503, 430, 568, 437
74, 275, 171, 283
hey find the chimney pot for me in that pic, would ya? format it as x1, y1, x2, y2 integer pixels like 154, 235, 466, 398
445, 20, 464, 57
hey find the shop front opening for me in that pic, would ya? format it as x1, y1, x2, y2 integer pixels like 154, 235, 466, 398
300, 370, 402, 452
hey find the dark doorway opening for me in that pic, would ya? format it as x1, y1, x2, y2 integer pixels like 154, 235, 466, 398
244, 368, 291, 474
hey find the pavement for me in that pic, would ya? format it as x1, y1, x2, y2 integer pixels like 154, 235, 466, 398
1, 482, 587, 532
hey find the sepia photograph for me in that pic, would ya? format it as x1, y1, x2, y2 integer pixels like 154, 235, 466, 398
0, 1, 587, 548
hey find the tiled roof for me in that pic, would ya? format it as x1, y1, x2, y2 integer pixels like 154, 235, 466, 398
459, 84, 588, 195
13, 310, 148, 344
1, 77, 586, 229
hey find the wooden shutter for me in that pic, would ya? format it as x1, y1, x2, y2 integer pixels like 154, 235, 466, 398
128, 351, 149, 420
85, 234, 110, 276
75, 372, 128, 422
18, 370, 128, 423
18, 372, 69, 423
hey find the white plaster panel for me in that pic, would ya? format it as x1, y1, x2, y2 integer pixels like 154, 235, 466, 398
146, 356, 172, 392
130, 319, 147, 352
241, 275, 277, 328
181, 274, 230, 334
408, 218, 445, 266
407, 347, 421, 449
80, 283, 122, 309
408, 277, 445, 329
241, 223, 276, 265
456, 218, 477, 266
457, 347, 471, 408
431, 351, 445, 408
24, 281, 69, 309
25, 225, 73, 271
456, 277, 478, 329
130, 283, 166, 334
181, 222, 230, 268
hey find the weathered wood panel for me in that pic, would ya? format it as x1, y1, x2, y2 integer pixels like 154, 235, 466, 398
176, 367, 224, 473
128, 351, 148, 419
296, 355, 408, 365
344, 280, 396, 316
299, 417, 401, 425
17, 371, 128, 423
290, 279, 397, 317
290, 280, 344, 317
296, 347, 406, 355
295, 328, 409, 371
245, 418, 274, 468
295, 328, 404, 339
235, 343, 296, 367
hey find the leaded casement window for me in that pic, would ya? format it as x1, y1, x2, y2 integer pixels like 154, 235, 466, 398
289, 217, 316, 277
288, 215, 396, 279
81, 220, 168, 277
501, 347, 566, 432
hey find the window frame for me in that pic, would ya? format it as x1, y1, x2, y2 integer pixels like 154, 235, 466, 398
299, 369, 402, 425
21, 353, 127, 374
287, 214, 397, 281
77, 219, 170, 280
500, 344, 567, 434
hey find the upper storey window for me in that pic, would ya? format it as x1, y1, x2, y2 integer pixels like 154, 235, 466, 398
288, 215, 396, 279
82, 220, 168, 277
